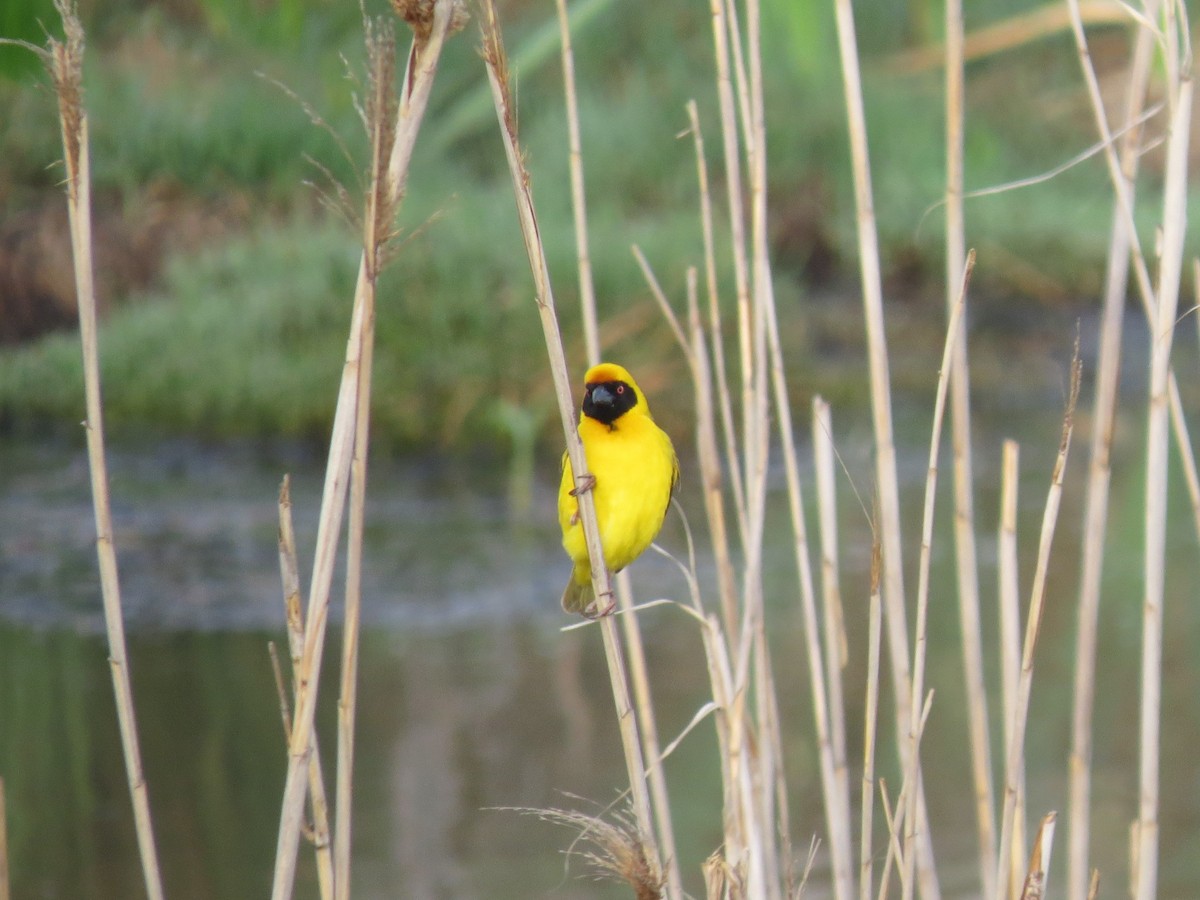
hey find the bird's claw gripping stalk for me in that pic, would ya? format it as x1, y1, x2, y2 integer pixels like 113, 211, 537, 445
569, 473, 596, 497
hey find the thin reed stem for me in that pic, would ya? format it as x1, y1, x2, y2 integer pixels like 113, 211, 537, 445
1067, 5, 1159, 895
480, 4, 662, 885
685, 101, 745, 630
271, 8, 461, 896
903, 256, 971, 899
860, 544, 884, 900
40, 6, 166, 897
334, 21, 399, 897
553, 0, 599, 365
706, 0, 755, 525
1020, 813, 1058, 900
831, 0, 938, 891
995, 348, 1082, 900
554, 12, 679, 888
998, 441, 1026, 892
1134, 56, 1192, 900
276, 479, 334, 899
943, 2, 995, 890
813, 397, 853, 896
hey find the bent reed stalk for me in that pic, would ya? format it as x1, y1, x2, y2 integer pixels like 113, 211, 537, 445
480, 3, 665, 893
270, 5, 466, 899
15, 4, 169, 898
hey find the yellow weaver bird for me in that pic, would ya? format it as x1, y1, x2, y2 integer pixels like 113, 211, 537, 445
558, 362, 678, 615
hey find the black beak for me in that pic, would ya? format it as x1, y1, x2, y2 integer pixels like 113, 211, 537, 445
589, 384, 615, 409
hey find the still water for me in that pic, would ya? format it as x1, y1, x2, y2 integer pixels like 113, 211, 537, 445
3, 375, 1200, 898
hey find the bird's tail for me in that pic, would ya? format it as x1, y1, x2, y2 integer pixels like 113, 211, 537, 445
561, 567, 594, 614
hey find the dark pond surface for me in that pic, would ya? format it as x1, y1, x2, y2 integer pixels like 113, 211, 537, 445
3, 326, 1200, 898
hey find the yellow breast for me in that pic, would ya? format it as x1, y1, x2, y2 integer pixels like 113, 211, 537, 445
558, 410, 677, 576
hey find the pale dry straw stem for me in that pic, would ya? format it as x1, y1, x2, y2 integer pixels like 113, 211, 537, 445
685, 100, 749, 570
38, 6, 167, 897
684, 106, 746, 645
557, 2, 679, 884
335, 25, 400, 896
553, 0, 599, 364
995, 349, 1083, 900
812, 396, 854, 897
742, 5, 792, 887
830, 2, 940, 892
706, 0, 755, 507
1063, 0, 1200, 526
276, 479, 334, 899
1067, 5, 1160, 895
877, 779, 906, 899
271, 8, 460, 896
1019, 812, 1058, 900
480, 3, 662, 879
878, 692, 935, 900
614, 576, 681, 897
943, 3, 995, 891
684, 268, 735, 595
813, 396, 850, 716
721, 0, 754, 166
903, 256, 972, 900
1133, 45, 1192, 900
998, 440, 1026, 892
758, 216, 854, 898
859, 544, 884, 900
679, 273, 764, 884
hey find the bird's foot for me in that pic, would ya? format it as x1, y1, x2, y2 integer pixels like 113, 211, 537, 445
583, 591, 617, 619
569, 473, 597, 497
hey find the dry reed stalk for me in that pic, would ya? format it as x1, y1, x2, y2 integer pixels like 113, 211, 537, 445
759, 221, 854, 899
479, 3, 663, 884
276, 479, 334, 899
553, 0, 599, 365
695, 2, 787, 893
995, 346, 1082, 899
885, 0, 1130, 75
333, 21, 402, 898
1133, 22, 1192, 897
554, 3, 681, 885
685, 100, 744, 632
1019, 812, 1058, 900
270, 6, 463, 896
640, 250, 776, 896
678, 273, 756, 884
20, 5, 169, 897
830, 1, 939, 892
877, 778, 905, 897
903, 257, 971, 899
998, 440, 1026, 891
1062, 0, 1200, 510
878, 692, 935, 900
860, 543, 884, 900
0, 777, 9, 900
705, 0, 755, 518
942, 3, 996, 892
1066, 5, 1159, 895
813, 396, 854, 894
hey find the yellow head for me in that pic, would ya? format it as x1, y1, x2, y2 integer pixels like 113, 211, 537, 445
580, 362, 652, 425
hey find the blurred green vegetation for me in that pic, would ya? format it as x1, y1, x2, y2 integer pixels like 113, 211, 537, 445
0, 0, 1193, 449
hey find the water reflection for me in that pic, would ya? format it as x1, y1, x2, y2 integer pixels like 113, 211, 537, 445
2, 395, 1200, 897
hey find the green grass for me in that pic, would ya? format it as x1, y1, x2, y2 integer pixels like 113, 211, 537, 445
2, 0, 1196, 447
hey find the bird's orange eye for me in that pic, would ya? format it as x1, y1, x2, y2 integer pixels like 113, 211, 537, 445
616, 384, 625, 394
